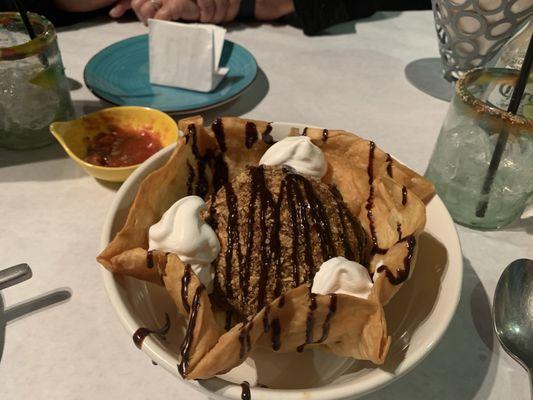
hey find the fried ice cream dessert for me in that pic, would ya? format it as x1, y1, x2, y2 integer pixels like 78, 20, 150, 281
210, 165, 367, 319
97, 116, 435, 381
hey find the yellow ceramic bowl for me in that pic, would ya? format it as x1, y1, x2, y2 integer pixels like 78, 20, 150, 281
50, 106, 178, 182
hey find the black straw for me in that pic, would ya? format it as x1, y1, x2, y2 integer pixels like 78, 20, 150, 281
13, 0, 37, 39
475, 32, 533, 218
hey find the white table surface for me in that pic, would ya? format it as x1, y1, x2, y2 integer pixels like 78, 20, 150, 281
1, 10, 531, 400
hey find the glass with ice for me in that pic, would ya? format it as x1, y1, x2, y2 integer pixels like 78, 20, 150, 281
426, 68, 533, 229
0, 12, 73, 150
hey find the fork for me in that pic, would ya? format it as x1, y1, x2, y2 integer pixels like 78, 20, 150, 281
0, 264, 32, 290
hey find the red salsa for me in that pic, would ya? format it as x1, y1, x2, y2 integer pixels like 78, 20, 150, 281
84, 128, 162, 167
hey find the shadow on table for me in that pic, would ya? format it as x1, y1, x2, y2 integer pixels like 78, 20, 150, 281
68, 77, 83, 91
360, 257, 496, 400
405, 57, 454, 102
498, 216, 533, 235
195, 67, 269, 124
0, 99, 113, 183
0, 142, 67, 169
73, 99, 114, 115
0, 288, 72, 364
95, 179, 123, 192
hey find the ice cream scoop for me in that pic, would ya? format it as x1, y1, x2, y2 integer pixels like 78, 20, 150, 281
149, 195, 220, 292
259, 136, 327, 178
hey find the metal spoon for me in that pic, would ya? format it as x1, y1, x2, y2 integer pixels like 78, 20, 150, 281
0, 264, 32, 291
493, 258, 533, 396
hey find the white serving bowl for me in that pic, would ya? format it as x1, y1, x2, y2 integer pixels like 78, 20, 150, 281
100, 122, 463, 400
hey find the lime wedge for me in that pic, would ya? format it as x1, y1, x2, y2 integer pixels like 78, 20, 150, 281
523, 103, 533, 119
29, 66, 60, 89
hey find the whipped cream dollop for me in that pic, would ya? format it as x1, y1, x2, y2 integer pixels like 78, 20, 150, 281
311, 257, 373, 299
259, 136, 327, 178
148, 195, 220, 293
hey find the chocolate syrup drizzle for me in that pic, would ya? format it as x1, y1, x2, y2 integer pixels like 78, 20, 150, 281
181, 264, 192, 313
178, 285, 204, 377
296, 291, 317, 353
317, 294, 337, 343
253, 165, 277, 311
272, 180, 284, 298
224, 182, 241, 300
377, 236, 416, 285
187, 125, 209, 198
241, 381, 251, 400
245, 122, 258, 149
186, 162, 195, 195
132, 313, 170, 349
302, 127, 308, 136
386, 153, 394, 178
402, 186, 408, 206
285, 177, 301, 286
262, 122, 276, 145
262, 305, 271, 333
397, 223, 403, 241
322, 129, 329, 142
285, 172, 315, 282
220, 164, 364, 314
296, 292, 339, 352
225, 310, 232, 331
212, 118, 227, 152
271, 318, 282, 351
146, 250, 154, 269
263, 123, 273, 140
333, 194, 355, 260
238, 321, 254, 359
366, 141, 387, 255
242, 166, 259, 300
278, 294, 285, 308
212, 153, 229, 194
300, 175, 336, 261
185, 123, 230, 198
330, 185, 365, 261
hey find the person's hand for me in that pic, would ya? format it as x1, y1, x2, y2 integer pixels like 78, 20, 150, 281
195, 0, 241, 24
109, 0, 132, 18
255, 0, 294, 20
110, 0, 201, 25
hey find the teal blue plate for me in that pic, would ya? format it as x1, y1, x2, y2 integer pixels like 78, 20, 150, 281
83, 34, 257, 113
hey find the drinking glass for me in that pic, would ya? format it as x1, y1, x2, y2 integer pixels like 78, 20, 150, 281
426, 68, 533, 229
430, 0, 533, 81
0, 12, 74, 150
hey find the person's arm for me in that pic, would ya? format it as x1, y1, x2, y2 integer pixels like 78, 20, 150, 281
292, 0, 376, 35
52, 0, 117, 12
254, 0, 294, 20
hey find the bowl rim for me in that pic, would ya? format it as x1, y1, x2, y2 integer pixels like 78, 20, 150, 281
50, 106, 179, 172
99, 123, 463, 400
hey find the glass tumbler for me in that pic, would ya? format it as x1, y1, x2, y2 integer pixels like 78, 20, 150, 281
0, 12, 74, 150
430, 0, 533, 81
426, 68, 533, 229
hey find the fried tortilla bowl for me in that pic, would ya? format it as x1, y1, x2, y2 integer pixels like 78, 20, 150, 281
97, 117, 434, 381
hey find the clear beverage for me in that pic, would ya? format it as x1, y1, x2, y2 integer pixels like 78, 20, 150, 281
0, 13, 73, 150
426, 68, 533, 229
493, 15, 533, 70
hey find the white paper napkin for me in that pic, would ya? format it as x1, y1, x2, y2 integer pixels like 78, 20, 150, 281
148, 19, 228, 92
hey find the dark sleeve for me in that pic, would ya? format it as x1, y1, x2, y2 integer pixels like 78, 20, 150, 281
292, 0, 377, 36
